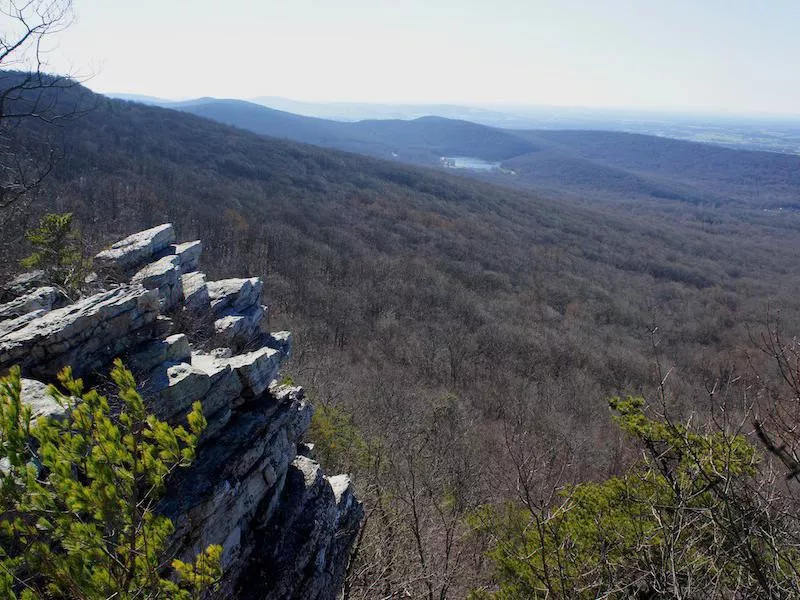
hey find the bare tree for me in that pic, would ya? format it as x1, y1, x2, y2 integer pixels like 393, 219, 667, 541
752, 318, 800, 481
0, 0, 74, 112
0, 0, 78, 209
0, 1, 89, 284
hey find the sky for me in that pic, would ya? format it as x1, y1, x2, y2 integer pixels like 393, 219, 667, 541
30, 0, 800, 115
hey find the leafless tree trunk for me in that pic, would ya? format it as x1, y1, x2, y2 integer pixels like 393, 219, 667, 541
0, 1, 89, 281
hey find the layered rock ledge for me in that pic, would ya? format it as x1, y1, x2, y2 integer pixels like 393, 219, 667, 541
0, 223, 362, 599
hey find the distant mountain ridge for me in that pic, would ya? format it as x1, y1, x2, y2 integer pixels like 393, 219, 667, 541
109, 90, 800, 156
163, 97, 537, 164
247, 96, 524, 124
124, 96, 800, 210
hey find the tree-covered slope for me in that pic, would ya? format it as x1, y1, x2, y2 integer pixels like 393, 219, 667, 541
158, 94, 800, 210
8, 82, 799, 402
170, 98, 536, 163
509, 129, 800, 208
8, 78, 800, 597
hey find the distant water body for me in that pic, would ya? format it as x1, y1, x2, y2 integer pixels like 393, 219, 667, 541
441, 156, 500, 171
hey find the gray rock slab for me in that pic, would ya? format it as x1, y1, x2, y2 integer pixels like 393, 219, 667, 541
225, 347, 282, 398
328, 474, 353, 505
0, 286, 64, 321
0, 309, 47, 339
175, 240, 202, 273
250, 454, 362, 600
21, 378, 66, 421
144, 361, 211, 422
156, 240, 203, 274
124, 339, 168, 375
207, 278, 263, 314
182, 271, 210, 312
129, 333, 192, 375
1, 271, 48, 302
265, 331, 292, 360
200, 406, 232, 443
191, 353, 243, 418
0, 285, 160, 377
131, 255, 183, 311
191, 350, 229, 382
165, 334, 191, 363
94, 223, 175, 272
131, 255, 180, 288
213, 305, 266, 349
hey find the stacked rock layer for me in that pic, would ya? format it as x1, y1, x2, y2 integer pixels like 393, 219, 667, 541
0, 224, 362, 599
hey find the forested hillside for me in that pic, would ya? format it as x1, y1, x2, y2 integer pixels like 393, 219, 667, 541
7, 80, 800, 596
170, 98, 536, 163
161, 96, 800, 212
507, 129, 800, 208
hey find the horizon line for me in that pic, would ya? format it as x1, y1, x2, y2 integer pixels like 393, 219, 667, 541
99, 89, 800, 122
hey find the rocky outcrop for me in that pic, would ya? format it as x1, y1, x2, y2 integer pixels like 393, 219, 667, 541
0, 285, 161, 379
0, 270, 50, 303
0, 224, 362, 599
238, 456, 363, 600
0, 285, 67, 320
94, 223, 176, 272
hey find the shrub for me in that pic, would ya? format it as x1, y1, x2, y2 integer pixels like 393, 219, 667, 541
0, 360, 222, 599
20, 212, 88, 297
308, 403, 371, 474
471, 397, 800, 599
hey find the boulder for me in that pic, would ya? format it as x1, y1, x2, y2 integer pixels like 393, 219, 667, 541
156, 240, 203, 273
21, 378, 66, 421
214, 305, 266, 349
94, 223, 176, 272
165, 334, 191, 363
174, 240, 203, 273
132, 255, 179, 288
182, 272, 210, 312
0, 286, 65, 321
208, 278, 263, 314
132, 255, 183, 311
0, 285, 160, 378
225, 347, 282, 399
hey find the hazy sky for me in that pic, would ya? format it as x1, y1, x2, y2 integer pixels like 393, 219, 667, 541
40, 0, 800, 114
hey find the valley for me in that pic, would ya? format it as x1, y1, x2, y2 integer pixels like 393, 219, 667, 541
5, 0, 800, 596
138, 95, 800, 213
6, 78, 800, 599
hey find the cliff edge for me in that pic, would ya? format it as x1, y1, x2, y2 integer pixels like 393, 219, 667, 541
0, 223, 362, 599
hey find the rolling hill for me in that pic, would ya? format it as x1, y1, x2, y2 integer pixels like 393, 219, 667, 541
2, 80, 796, 422
7, 83, 798, 368
164, 97, 536, 163
508, 129, 800, 208
138, 96, 800, 210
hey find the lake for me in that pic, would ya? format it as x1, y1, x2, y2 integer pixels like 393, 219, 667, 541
440, 156, 501, 171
